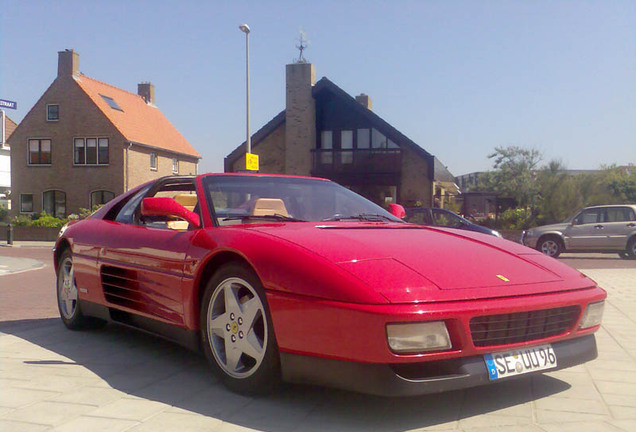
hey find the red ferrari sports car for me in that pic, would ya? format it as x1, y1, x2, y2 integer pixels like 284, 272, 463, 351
54, 174, 606, 396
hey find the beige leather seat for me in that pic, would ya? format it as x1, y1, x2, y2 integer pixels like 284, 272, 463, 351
251, 198, 288, 217
167, 193, 198, 230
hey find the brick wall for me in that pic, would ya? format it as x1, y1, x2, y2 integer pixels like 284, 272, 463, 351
230, 122, 286, 174
126, 145, 198, 191
284, 63, 316, 176
399, 146, 433, 207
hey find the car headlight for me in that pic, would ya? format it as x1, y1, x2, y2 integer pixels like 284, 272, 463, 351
386, 321, 452, 353
525, 229, 535, 238
579, 301, 605, 329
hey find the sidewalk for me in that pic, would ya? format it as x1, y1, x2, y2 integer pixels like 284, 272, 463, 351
0, 241, 56, 248
0, 269, 635, 431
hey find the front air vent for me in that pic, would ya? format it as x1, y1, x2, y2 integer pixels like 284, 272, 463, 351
470, 306, 581, 347
100, 266, 142, 309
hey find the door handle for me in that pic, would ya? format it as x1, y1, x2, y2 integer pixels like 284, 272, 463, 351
594, 225, 604, 229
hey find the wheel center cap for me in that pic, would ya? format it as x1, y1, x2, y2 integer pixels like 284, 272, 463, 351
231, 321, 239, 334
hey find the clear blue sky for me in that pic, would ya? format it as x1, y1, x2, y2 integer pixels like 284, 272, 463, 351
1, 0, 634, 176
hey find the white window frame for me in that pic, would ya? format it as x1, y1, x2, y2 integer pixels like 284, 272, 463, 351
172, 158, 179, 174
20, 193, 34, 214
73, 136, 109, 166
150, 152, 157, 171
46, 104, 60, 122
27, 138, 52, 166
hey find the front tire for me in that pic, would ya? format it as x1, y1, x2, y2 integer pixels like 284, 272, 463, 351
537, 236, 563, 258
56, 250, 104, 330
200, 263, 281, 395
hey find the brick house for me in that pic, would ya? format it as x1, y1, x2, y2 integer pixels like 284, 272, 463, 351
8, 49, 200, 217
225, 62, 450, 207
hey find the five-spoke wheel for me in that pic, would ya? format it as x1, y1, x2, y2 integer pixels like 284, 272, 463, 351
201, 263, 280, 394
538, 237, 562, 258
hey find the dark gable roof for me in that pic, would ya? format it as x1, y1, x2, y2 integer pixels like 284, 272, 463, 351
312, 77, 433, 162
434, 157, 457, 183
224, 76, 436, 173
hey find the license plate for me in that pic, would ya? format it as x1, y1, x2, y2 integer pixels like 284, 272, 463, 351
484, 344, 557, 380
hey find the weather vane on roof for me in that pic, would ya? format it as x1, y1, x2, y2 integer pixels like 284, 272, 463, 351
295, 29, 309, 63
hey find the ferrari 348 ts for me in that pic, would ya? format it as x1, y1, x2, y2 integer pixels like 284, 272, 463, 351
54, 174, 606, 396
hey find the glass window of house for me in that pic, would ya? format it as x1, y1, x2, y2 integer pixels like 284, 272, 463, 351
98, 138, 109, 164
150, 152, 157, 170
388, 139, 399, 149
90, 190, 115, 208
28, 139, 51, 165
372, 128, 387, 149
341, 130, 353, 164
357, 129, 370, 149
47, 104, 59, 121
320, 131, 333, 164
43, 190, 66, 218
20, 194, 34, 213
74, 138, 85, 164
172, 158, 179, 173
86, 138, 97, 164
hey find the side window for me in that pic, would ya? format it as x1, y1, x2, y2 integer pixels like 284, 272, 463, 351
139, 180, 199, 230
433, 210, 463, 228
115, 185, 152, 224
606, 207, 635, 222
574, 209, 600, 225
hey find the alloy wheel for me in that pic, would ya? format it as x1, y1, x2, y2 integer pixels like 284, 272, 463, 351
58, 257, 78, 319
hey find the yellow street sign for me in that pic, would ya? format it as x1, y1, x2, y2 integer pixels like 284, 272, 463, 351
246, 153, 259, 171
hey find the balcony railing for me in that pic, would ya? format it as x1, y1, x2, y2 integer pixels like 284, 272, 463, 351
311, 149, 402, 175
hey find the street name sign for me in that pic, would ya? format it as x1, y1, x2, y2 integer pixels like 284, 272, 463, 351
0, 99, 17, 110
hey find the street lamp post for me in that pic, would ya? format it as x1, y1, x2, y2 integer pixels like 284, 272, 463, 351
239, 23, 251, 155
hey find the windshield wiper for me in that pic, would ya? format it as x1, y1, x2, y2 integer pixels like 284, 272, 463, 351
223, 214, 305, 222
322, 213, 396, 222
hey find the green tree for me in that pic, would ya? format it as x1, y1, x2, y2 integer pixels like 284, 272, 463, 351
485, 146, 542, 211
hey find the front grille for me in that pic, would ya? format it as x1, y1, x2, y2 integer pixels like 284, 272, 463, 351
470, 306, 580, 347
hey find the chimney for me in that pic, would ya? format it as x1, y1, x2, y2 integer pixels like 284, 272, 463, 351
355, 93, 372, 110
138, 82, 155, 105
285, 62, 316, 175
58, 49, 79, 78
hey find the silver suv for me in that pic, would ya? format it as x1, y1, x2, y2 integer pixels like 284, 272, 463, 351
521, 204, 636, 258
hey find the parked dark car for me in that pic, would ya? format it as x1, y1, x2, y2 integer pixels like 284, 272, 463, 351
405, 207, 502, 237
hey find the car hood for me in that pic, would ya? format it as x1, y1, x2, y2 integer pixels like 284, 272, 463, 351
530, 222, 569, 233
249, 223, 593, 303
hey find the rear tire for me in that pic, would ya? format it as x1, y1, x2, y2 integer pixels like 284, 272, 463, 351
537, 236, 563, 258
56, 250, 106, 330
627, 238, 636, 260
200, 263, 281, 395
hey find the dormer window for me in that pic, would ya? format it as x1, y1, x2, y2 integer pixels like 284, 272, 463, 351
100, 94, 123, 112
47, 104, 59, 121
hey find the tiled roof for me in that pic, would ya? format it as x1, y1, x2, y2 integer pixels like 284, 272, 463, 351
3, 115, 18, 146
74, 75, 200, 158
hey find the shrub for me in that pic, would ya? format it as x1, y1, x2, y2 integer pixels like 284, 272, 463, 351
0, 205, 8, 223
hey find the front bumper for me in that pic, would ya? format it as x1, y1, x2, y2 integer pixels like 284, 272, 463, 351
280, 335, 597, 396
521, 231, 538, 249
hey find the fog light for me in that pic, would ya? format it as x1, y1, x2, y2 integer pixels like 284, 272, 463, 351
387, 321, 451, 353
579, 301, 605, 329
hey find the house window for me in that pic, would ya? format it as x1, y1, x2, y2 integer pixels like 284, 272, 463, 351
28, 139, 52, 165
357, 129, 370, 149
341, 130, 353, 164
150, 152, 157, 170
43, 190, 66, 218
100, 94, 124, 111
90, 190, 115, 208
172, 158, 179, 173
320, 131, 333, 164
20, 194, 34, 213
74, 137, 108, 165
47, 104, 59, 121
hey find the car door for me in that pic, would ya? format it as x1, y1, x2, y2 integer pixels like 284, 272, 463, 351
563, 208, 606, 250
600, 206, 636, 249
97, 178, 201, 325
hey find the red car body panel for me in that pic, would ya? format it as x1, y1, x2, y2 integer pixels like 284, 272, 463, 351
54, 173, 606, 395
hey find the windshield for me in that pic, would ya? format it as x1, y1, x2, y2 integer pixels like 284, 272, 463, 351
203, 175, 402, 226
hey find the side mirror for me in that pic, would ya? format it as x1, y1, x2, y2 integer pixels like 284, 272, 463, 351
141, 197, 200, 228
388, 203, 406, 219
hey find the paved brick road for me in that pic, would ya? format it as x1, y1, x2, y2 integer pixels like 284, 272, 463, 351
1, 247, 635, 431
